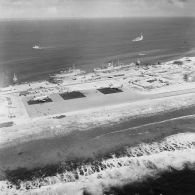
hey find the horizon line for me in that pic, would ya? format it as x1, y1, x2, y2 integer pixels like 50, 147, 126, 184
0, 15, 194, 21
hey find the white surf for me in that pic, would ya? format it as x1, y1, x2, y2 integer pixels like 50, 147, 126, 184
1, 132, 195, 195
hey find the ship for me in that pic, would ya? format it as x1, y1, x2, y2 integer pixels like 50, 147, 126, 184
94, 62, 131, 73
94, 63, 120, 72
53, 68, 85, 78
132, 33, 143, 42
13, 73, 18, 84
49, 66, 85, 83
32, 45, 41, 49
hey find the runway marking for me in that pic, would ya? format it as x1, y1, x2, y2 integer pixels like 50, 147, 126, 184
94, 114, 195, 139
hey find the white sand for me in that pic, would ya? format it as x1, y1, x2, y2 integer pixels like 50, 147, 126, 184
1, 92, 195, 149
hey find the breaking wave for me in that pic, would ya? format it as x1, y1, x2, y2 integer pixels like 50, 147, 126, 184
1, 132, 195, 195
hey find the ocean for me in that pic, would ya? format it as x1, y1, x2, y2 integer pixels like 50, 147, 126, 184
0, 17, 195, 86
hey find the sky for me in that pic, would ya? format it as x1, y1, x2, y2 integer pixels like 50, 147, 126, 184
0, 0, 194, 19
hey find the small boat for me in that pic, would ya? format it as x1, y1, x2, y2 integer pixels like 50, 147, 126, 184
32, 45, 41, 49
132, 33, 143, 42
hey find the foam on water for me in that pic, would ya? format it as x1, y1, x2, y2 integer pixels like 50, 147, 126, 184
1, 132, 195, 195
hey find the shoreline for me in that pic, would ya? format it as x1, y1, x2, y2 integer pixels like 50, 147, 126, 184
1, 132, 195, 195
0, 50, 194, 88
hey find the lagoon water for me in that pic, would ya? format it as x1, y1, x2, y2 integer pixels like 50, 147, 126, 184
0, 17, 195, 86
